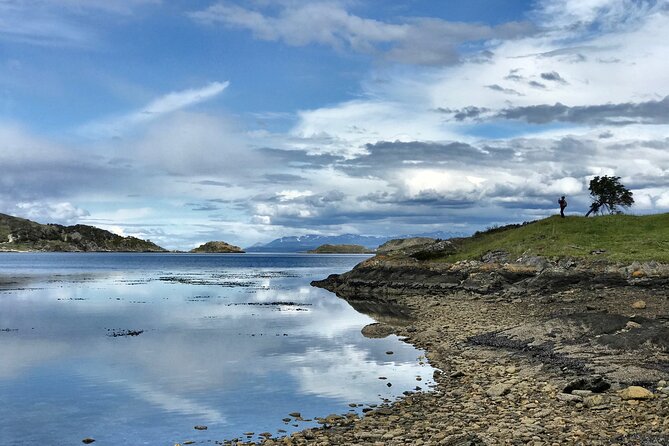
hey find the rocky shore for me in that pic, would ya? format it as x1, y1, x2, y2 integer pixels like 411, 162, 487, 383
219, 249, 669, 445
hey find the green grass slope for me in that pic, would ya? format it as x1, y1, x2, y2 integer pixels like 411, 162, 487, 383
432, 214, 669, 263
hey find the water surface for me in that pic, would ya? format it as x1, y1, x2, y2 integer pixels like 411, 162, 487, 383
0, 253, 434, 445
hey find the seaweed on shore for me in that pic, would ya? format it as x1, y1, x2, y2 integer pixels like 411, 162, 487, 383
468, 332, 589, 373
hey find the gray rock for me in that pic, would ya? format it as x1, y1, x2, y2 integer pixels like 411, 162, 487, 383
482, 250, 510, 264
486, 383, 512, 397
572, 389, 593, 397
557, 393, 583, 402
583, 394, 608, 408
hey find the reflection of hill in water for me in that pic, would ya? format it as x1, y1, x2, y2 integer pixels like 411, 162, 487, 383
344, 298, 414, 327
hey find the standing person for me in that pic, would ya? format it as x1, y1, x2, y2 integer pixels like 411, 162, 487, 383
558, 196, 567, 218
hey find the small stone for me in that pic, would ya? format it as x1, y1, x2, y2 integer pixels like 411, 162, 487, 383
584, 394, 608, 408
183, 442, 195, 445
486, 383, 511, 397
619, 386, 654, 400
626, 321, 642, 329
557, 393, 583, 403
572, 389, 593, 397
631, 300, 647, 309
387, 382, 392, 387
385, 351, 394, 355
82, 439, 95, 444
289, 412, 301, 418
193, 425, 207, 430
450, 371, 465, 378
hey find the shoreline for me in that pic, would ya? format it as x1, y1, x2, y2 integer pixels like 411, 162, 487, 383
221, 256, 669, 445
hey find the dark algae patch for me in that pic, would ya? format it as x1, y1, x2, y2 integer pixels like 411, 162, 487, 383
106, 329, 144, 337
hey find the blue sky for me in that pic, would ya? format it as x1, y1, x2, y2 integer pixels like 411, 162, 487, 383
1, 0, 669, 249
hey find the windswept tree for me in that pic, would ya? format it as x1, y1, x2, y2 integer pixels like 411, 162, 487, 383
585, 175, 634, 216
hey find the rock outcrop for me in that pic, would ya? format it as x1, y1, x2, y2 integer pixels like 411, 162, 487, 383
190, 241, 244, 253
313, 253, 669, 298
312, 250, 669, 385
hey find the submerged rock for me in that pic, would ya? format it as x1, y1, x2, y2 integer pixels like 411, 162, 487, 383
361, 322, 395, 338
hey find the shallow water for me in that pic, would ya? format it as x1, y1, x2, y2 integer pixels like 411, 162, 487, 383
0, 253, 434, 445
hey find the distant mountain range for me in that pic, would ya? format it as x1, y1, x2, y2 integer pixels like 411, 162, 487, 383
0, 211, 467, 254
244, 231, 466, 252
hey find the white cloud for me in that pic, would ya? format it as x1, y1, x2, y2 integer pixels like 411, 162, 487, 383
292, 99, 459, 157
534, 0, 665, 32
85, 207, 153, 222
80, 82, 229, 138
402, 169, 484, 198
0, 0, 161, 46
190, 1, 534, 66
191, 2, 406, 49
14, 201, 90, 225
657, 191, 669, 208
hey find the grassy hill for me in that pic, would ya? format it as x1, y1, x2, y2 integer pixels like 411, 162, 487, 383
308, 244, 375, 254
418, 214, 669, 263
0, 213, 166, 252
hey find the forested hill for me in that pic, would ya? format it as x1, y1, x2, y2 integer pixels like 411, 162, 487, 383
0, 213, 166, 252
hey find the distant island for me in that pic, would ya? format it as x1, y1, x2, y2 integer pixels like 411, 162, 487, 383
190, 241, 244, 253
0, 213, 166, 252
245, 230, 464, 253
307, 244, 374, 254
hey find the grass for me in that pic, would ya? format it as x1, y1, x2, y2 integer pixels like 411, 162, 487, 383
433, 213, 669, 263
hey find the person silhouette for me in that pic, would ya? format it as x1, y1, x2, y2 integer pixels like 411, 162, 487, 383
558, 196, 567, 218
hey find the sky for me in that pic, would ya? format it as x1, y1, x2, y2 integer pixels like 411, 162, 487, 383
1, 0, 668, 250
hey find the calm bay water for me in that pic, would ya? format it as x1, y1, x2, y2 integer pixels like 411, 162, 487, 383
0, 253, 434, 445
